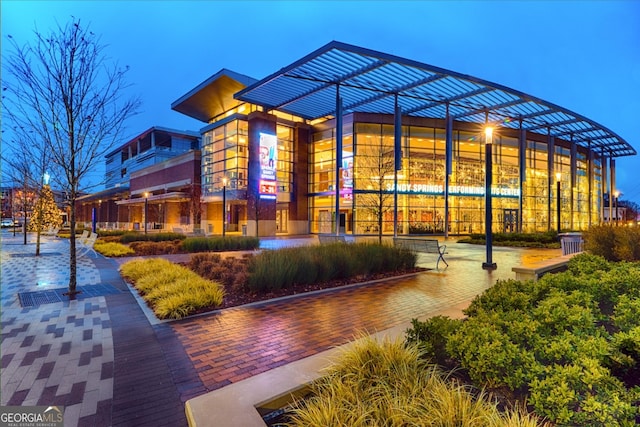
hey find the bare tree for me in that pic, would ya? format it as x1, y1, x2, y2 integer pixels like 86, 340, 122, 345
355, 140, 396, 243
1, 132, 53, 254
3, 19, 140, 295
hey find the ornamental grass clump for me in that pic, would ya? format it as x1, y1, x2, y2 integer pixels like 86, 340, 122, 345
93, 241, 135, 257
287, 336, 546, 427
246, 243, 416, 293
120, 258, 224, 319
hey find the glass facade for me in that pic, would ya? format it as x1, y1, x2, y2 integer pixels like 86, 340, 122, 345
306, 117, 602, 236
202, 119, 249, 196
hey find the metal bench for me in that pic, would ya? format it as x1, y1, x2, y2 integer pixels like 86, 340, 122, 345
393, 237, 448, 269
77, 232, 98, 257
318, 234, 347, 244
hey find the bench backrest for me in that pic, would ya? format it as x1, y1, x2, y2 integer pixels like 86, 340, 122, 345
318, 235, 346, 244
394, 238, 440, 253
561, 236, 584, 256
78, 230, 90, 244
84, 232, 98, 247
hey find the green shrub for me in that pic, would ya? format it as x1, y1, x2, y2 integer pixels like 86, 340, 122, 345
530, 289, 598, 336
614, 226, 640, 262
405, 316, 460, 367
464, 279, 537, 317
460, 231, 560, 248
583, 225, 618, 261
97, 230, 128, 237
584, 225, 640, 262
181, 236, 259, 252
93, 241, 135, 257
446, 313, 541, 390
407, 253, 640, 425
529, 359, 637, 427
567, 253, 612, 276
613, 296, 640, 332
120, 232, 187, 243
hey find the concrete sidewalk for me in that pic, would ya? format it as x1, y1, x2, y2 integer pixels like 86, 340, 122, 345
1, 230, 560, 426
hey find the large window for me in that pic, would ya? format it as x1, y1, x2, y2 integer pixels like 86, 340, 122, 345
574, 151, 589, 229
523, 141, 549, 232
306, 116, 603, 235
201, 120, 248, 196
309, 125, 353, 233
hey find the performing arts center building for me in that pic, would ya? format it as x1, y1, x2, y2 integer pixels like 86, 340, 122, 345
168, 41, 634, 237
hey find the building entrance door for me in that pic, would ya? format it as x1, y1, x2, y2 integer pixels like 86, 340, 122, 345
276, 208, 288, 233
503, 209, 519, 233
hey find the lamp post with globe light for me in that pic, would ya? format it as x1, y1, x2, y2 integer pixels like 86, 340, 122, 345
482, 126, 497, 270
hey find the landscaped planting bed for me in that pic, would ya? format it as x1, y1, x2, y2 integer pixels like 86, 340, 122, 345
406, 253, 640, 426
120, 258, 225, 319
93, 233, 260, 256
187, 243, 420, 308
285, 336, 545, 426
119, 243, 419, 318
458, 231, 561, 248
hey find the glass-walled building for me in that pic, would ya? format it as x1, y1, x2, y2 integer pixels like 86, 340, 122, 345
172, 43, 634, 237
306, 114, 602, 235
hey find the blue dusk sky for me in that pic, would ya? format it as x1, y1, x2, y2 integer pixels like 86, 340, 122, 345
2, 1, 639, 201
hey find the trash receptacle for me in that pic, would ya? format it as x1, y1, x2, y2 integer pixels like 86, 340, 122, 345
242, 224, 247, 236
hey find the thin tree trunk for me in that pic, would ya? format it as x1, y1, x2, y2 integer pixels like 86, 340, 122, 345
68, 196, 78, 295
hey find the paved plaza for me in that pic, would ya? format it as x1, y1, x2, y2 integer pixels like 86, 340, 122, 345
1, 230, 560, 426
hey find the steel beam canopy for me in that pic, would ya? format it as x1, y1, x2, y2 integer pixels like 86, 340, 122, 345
235, 41, 635, 157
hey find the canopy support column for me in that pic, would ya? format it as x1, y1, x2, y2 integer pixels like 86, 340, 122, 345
393, 94, 402, 238
335, 85, 343, 236
444, 103, 452, 238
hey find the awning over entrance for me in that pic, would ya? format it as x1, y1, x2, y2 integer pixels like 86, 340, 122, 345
236, 41, 635, 158
116, 192, 190, 205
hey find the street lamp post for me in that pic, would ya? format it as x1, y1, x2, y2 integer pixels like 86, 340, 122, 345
482, 126, 497, 270
222, 177, 227, 237
144, 192, 149, 235
556, 172, 561, 233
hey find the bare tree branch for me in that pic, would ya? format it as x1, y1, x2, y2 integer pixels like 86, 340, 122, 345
2, 18, 141, 294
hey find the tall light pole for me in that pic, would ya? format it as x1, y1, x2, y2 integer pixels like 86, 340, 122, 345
556, 172, 561, 233
482, 126, 497, 270
144, 192, 149, 235
614, 190, 620, 226
222, 177, 227, 237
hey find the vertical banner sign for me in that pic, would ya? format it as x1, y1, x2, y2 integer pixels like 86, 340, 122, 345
341, 151, 353, 200
259, 132, 277, 199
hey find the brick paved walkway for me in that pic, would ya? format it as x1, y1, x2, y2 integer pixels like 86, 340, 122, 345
1, 230, 560, 426
168, 242, 548, 396
0, 232, 189, 426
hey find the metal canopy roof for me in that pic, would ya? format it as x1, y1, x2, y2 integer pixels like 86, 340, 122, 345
236, 41, 635, 157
